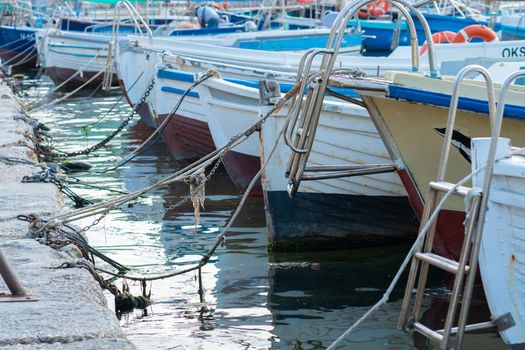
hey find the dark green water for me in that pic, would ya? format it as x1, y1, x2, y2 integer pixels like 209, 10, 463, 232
20, 77, 505, 350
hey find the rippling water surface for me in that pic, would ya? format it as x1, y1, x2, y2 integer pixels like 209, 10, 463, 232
20, 76, 505, 350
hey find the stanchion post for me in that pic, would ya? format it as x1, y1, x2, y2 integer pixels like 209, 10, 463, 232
0, 248, 27, 297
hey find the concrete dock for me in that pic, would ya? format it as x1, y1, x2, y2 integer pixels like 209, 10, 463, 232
0, 80, 134, 349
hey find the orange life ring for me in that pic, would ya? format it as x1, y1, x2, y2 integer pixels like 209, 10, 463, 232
451, 24, 499, 43
419, 31, 456, 55
358, 8, 368, 19
367, 0, 390, 17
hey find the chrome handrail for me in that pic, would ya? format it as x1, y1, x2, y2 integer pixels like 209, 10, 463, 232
112, 0, 153, 38
103, 0, 153, 90
437, 65, 496, 182
283, 0, 439, 196
283, 48, 333, 153
436, 65, 496, 348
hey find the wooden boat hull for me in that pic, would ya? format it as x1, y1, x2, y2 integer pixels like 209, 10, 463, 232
222, 150, 262, 196
356, 72, 525, 259
196, 74, 419, 251
46, 66, 116, 88
154, 68, 264, 193
256, 81, 418, 252
0, 26, 37, 69
265, 190, 418, 252
474, 138, 525, 348
157, 113, 215, 162
37, 31, 118, 88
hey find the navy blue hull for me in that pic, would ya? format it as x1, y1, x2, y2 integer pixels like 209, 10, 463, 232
264, 191, 418, 252
0, 26, 37, 69
362, 13, 498, 54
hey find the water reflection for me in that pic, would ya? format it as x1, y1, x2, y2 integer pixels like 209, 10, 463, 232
20, 77, 506, 350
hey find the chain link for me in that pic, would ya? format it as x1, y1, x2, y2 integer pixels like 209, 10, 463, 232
78, 206, 114, 234
53, 77, 156, 158
120, 95, 259, 218
123, 150, 227, 218
64, 69, 283, 231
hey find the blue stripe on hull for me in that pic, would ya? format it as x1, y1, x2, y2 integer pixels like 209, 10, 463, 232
157, 68, 360, 98
157, 69, 195, 83
48, 48, 107, 58
161, 86, 200, 98
501, 24, 525, 41
169, 25, 246, 37
388, 85, 525, 120
48, 42, 108, 50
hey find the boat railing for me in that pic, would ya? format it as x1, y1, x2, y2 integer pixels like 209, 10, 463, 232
52, 6, 79, 32
282, 0, 438, 197
110, 0, 153, 38
11, 3, 49, 22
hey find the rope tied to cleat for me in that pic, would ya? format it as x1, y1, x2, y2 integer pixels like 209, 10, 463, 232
97, 69, 217, 173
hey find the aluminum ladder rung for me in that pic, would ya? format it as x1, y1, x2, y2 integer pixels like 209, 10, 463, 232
414, 252, 470, 275
437, 321, 495, 335
413, 322, 444, 343
429, 181, 472, 197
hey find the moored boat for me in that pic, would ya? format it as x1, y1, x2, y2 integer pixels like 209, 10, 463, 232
36, 30, 118, 88
474, 136, 525, 348
0, 25, 37, 68
342, 71, 525, 259
117, 28, 365, 158
155, 67, 420, 250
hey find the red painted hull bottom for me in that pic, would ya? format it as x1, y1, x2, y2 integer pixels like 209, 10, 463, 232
0, 48, 37, 70
46, 66, 118, 89
157, 113, 262, 195
223, 151, 262, 196
398, 169, 466, 261
158, 113, 215, 162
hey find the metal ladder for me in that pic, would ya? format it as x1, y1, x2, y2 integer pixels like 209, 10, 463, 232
397, 65, 505, 350
281, 0, 438, 196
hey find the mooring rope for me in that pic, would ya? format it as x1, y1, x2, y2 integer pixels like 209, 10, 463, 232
0, 45, 36, 69
28, 53, 103, 109
30, 70, 105, 113
36, 80, 301, 233
95, 106, 288, 282
100, 70, 215, 173
18, 78, 300, 314
18, 214, 128, 273
21, 168, 93, 207
325, 146, 525, 350
0, 37, 25, 50
10, 50, 37, 68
